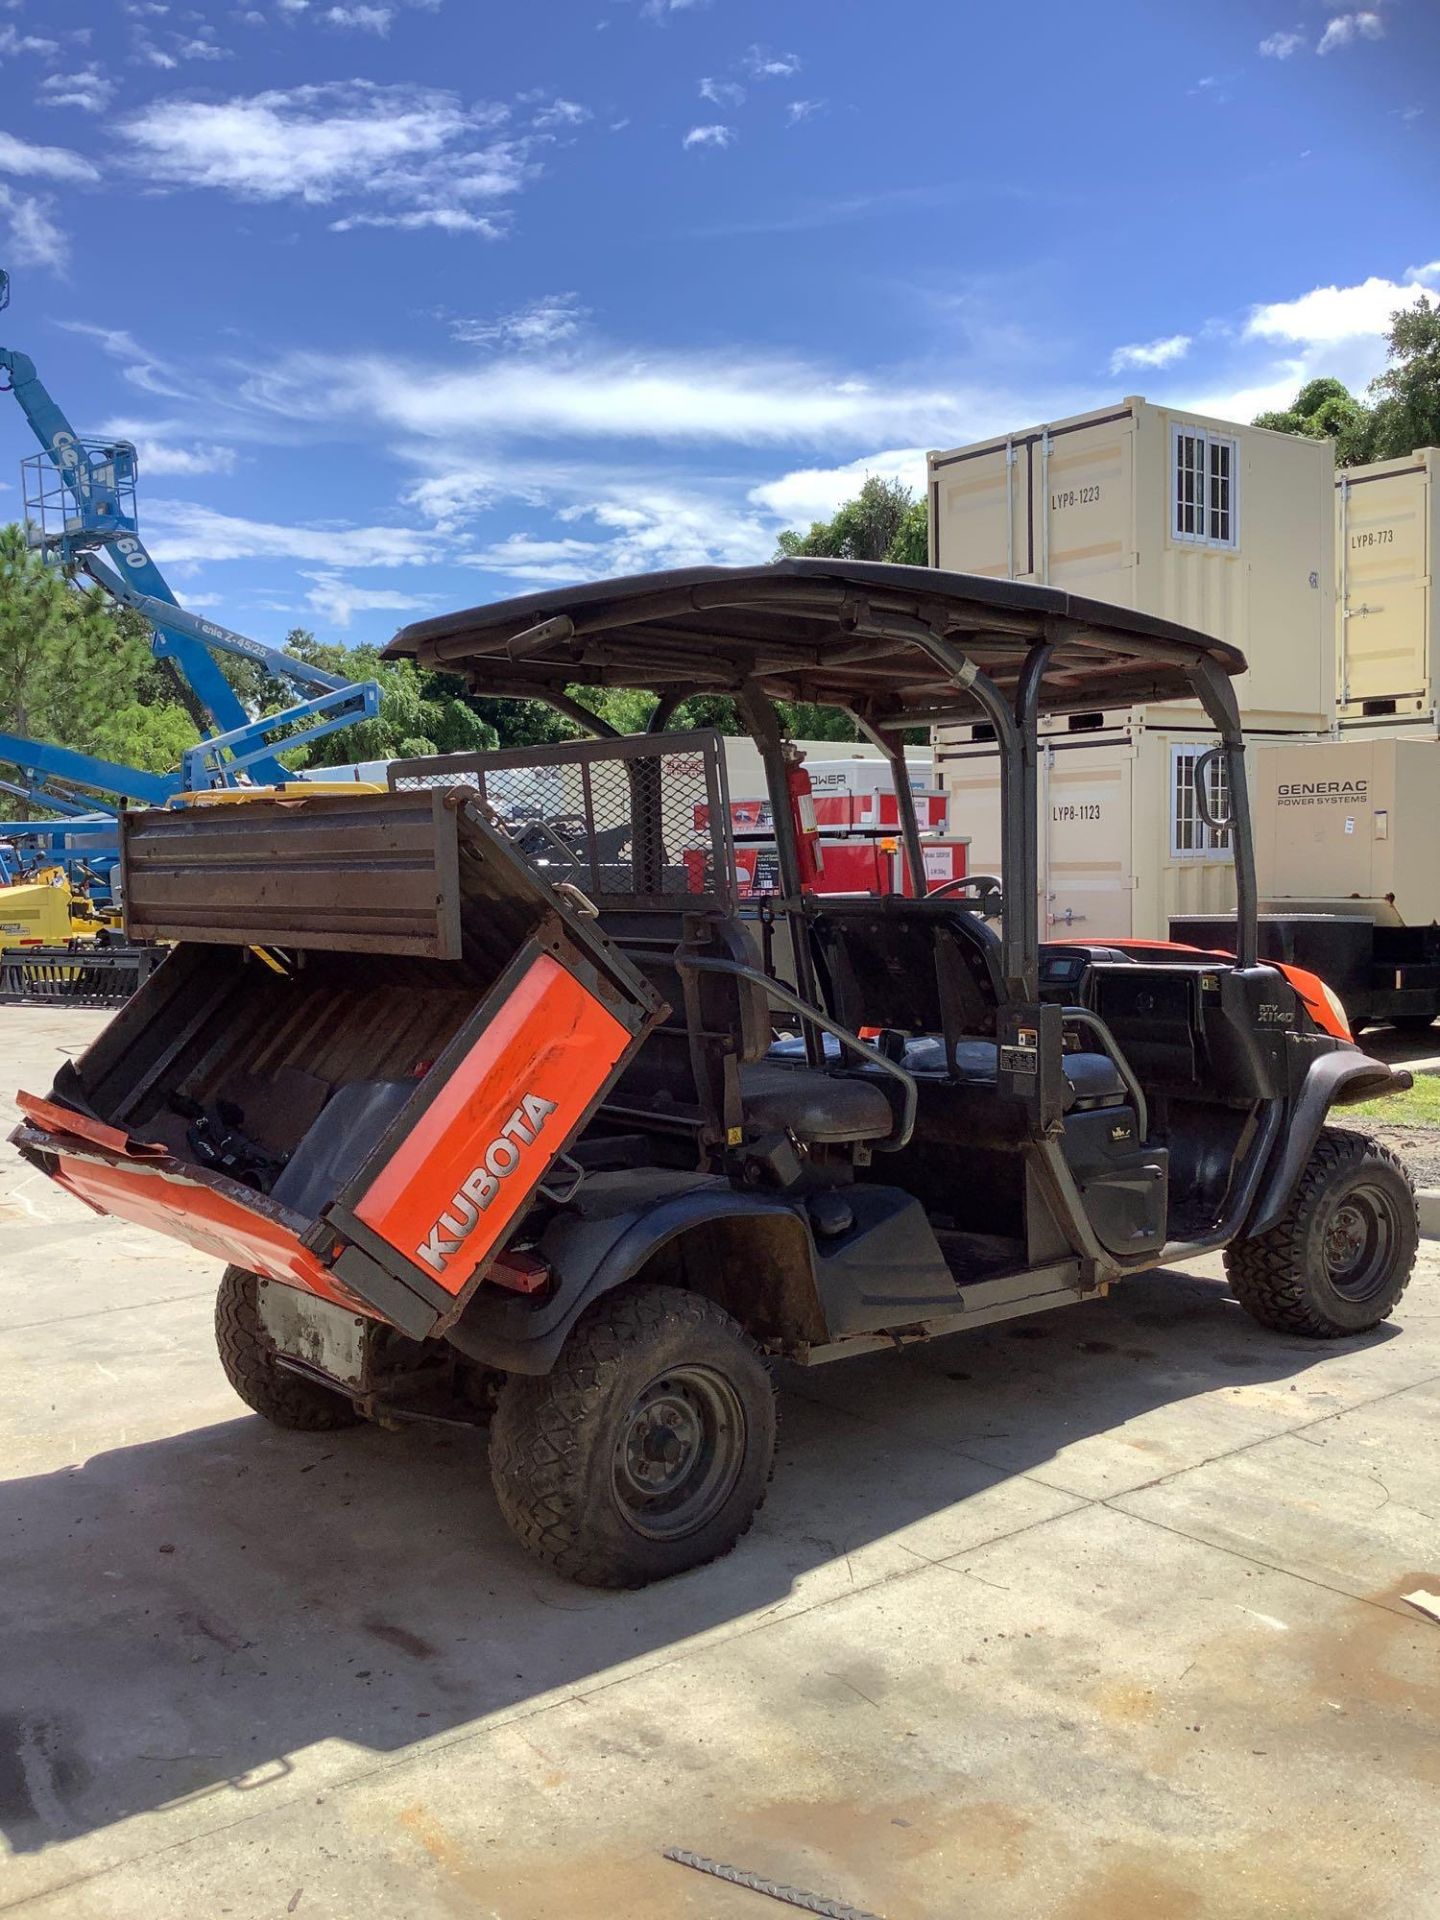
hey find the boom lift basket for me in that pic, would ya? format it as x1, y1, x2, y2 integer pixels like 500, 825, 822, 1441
12, 784, 666, 1338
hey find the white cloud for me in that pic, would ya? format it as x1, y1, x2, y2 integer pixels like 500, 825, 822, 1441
640, 0, 708, 19
37, 67, 115, 112
1109, 333, 1192, 372
143, 500, 435, 568
0, 185, 68, 271
683, 123, 734, 150
529, 97, 588, 131
457, 480, 775, 584
1258, 29, 1305, 57
786, 100, 822, 125
324, 4, 393, 29
699, 77, 745, 107
242, 344, 981, 451
744, 45, 800, 79
452, 292, 588, 349
119, 83, 530, 235
0, 23, 60, 56
173, 34, 231, 60
748, 448, 929, 527
330, 207, 508, 235
455, 533, 601, 583
1408, 260, 1440, 286
0, 133, 99, 183
1246, 274, 1429, 343
1317, 10, 1383, 53
102, 423, 238, 477
300, 570, 436, 627
134, 41, 178, 68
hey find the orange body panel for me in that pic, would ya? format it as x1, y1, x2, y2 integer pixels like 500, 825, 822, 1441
352, 953, 632, 1296
49, 1152, 368, 1312
1053, 936, 1351, 1041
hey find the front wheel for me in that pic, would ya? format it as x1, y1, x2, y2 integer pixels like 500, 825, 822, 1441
488, 1284, 777, 1587
1224, 1129, 1417, 1338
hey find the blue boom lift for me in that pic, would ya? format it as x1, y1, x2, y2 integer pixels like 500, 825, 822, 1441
0, 267, 380, 894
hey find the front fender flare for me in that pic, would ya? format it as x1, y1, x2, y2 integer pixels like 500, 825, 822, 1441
1245, 1050, 1412, 1238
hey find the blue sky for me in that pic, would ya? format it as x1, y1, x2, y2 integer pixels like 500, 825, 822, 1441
0, 0, 1436, 650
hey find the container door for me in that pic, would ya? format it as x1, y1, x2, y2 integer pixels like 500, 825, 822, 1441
1041, 743, 1134, 939
1341, 466, 1430, 707
1036, 417, 1135, 599
931, 441, 1024, 578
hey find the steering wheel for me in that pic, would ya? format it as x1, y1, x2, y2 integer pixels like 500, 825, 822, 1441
927, 873, 1004, 917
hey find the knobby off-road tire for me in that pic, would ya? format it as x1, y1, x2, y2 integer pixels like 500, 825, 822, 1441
215, 1267, 364, 1431
1224, 1128, 1417, 1338
488, 1283, 777, 1588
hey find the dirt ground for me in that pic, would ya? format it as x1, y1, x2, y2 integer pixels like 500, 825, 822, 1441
1359, 1122, 1440, 1186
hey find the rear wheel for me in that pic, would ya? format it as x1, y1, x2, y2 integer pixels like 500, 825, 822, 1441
1224, 1129, 1417, 1338
488, 1283, 776, 1587
215, 1267, 364, 1431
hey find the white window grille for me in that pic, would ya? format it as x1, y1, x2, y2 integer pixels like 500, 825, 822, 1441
1172, 425, 1238, 548
1170, 743, 1233, 860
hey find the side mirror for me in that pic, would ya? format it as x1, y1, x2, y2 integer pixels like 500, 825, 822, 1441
1193, 746, 1234, 833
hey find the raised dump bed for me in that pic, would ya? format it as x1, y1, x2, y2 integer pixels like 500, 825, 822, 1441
13, 786, 663, 1337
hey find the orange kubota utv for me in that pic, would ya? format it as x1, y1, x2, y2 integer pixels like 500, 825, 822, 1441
13, 562, 1419, 1588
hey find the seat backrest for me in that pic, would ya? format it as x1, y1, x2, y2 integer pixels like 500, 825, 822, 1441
807, 899, 1003, 1045
596, 909, 771, 1134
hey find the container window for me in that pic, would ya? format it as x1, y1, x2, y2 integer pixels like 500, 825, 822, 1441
1170, 744, 1233, 861
1172, 425, 1239, 549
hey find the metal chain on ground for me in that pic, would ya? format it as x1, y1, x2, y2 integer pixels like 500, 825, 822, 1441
662, 1847, 887, 1920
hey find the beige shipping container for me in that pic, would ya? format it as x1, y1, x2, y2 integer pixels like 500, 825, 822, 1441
1337, 447, 1439, 723
928, 397, 1335, 731
935, 715, 1240, 941
1252, 736, 1440, 920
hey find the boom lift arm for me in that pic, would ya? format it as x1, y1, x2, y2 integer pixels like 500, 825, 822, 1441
0, 268, 379, 792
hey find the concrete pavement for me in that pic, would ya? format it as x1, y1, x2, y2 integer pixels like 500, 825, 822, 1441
2, 1007, 1437, 1919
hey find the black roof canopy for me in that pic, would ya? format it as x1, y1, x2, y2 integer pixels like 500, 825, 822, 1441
388, 560, 1245, 729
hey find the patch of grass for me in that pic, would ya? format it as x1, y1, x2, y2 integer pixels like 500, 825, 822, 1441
1347, 1070, 1440, 1128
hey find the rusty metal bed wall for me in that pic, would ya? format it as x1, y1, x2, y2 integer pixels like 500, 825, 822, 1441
386, 730, 737, 914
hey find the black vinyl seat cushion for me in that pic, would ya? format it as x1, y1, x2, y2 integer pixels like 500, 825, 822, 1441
791, 1034, 1127, 1112
739, 1062, 895, 1145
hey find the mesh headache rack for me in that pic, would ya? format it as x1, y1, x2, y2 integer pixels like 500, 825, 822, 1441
387, 730, 738, 913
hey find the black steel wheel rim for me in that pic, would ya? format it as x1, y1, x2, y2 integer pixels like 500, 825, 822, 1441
1322, 1182, 1400, 1302
611, 1365, 747, 1541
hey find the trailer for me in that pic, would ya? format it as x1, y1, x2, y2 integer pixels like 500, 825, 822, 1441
1171, 735, 1440, 1032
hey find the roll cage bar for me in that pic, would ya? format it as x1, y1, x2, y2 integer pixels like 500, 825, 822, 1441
388, 561, 1257, 990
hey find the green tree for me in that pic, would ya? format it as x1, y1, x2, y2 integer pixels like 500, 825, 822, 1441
776, 473, 927, 563
1253, 376, 1376, 467
887, 496, 929, 566
0, 524, 200, 802
1367, 294, 1440, 460
299, 649, 498, 767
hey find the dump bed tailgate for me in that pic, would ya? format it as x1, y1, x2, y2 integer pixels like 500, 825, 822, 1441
12, 787, 664, 1337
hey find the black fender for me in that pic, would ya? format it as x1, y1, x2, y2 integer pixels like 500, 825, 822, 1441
445, 1177, 818, 1375
1244, 1049, 1412, 1238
